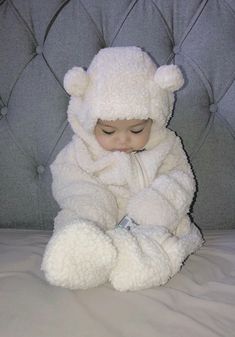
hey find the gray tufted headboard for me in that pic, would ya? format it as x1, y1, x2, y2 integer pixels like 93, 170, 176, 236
0, 0, 235, 230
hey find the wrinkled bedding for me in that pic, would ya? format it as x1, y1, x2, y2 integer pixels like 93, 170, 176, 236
0, 229, 234, 337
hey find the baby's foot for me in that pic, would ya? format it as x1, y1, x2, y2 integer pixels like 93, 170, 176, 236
41, 220, 117, 289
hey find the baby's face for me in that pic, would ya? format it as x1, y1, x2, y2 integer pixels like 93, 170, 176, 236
94, 119, 152, 153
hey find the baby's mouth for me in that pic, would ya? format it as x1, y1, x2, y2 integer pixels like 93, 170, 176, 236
114, 148, 132, 153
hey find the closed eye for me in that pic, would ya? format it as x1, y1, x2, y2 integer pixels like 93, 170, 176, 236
102, 129, 115, 135
130, 129, 144, 134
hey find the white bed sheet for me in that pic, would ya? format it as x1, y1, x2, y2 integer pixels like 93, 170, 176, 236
0, 229, 234, 337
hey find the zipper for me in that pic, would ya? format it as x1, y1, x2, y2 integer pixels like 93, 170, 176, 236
130, 152, 149, 191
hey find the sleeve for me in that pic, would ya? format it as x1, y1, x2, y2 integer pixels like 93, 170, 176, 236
127, 136, 196, 233
51, 141, 119, 230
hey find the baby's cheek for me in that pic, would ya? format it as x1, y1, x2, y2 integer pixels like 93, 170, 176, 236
100, 136, 114, 151
134, 134, 149, 149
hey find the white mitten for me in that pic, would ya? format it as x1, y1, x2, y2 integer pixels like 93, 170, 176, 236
41, 220, 117, 289
127, 188, 179, 231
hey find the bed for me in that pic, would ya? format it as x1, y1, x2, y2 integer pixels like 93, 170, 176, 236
0, 229, 234, 337
0, 1, 235, 336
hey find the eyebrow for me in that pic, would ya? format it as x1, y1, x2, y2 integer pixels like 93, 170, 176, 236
98, 122, 116, 128
98, 120, 148, 128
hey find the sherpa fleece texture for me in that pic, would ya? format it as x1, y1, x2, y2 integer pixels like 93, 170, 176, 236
41, 47, 203, 291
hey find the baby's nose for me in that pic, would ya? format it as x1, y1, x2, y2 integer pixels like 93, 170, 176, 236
118, 132, 130, 144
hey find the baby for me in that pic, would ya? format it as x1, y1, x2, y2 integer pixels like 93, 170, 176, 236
41, 46, 203, 291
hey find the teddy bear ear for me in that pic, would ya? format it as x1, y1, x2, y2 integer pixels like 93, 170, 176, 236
63, 66, 89, 96
154, 65, 184, 92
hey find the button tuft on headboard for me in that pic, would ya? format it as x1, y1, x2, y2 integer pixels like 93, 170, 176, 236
0, 107, 8, 117
37, 165, 45, 175
36, 46, 43, 55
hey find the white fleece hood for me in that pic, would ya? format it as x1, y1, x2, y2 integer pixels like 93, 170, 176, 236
63, 47, 184, 143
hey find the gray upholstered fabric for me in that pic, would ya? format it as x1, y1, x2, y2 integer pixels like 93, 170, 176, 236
0, 0, 234, 229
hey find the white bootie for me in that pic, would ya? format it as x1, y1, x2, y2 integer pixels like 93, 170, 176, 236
41, 220, 117, 289
108, 223, 202, 292
107, 226, 172, 291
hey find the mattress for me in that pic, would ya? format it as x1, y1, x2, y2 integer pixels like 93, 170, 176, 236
0, 229, 234, 337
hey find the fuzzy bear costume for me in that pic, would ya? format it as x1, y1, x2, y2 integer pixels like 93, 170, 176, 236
41, 47, 203, 291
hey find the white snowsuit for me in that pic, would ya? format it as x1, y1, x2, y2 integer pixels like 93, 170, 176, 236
41, 47, 203, 291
